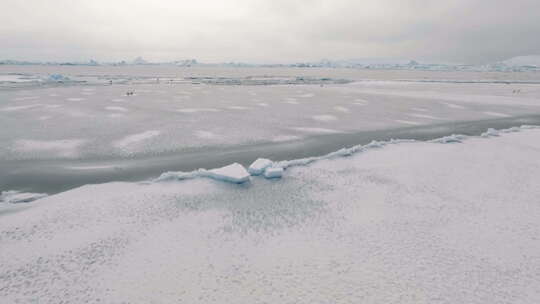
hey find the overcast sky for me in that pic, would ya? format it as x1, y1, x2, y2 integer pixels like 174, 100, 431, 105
1, 0, 539, 64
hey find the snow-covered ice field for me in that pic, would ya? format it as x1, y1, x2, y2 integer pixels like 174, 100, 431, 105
1, 67, 540, 193
1, 127, 540, 303
1, 66, 540, 303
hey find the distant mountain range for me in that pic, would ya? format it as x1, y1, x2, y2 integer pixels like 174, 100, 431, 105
1, 56, 540, 72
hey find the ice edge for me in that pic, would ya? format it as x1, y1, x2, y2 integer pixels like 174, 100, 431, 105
153, 125, 540, 184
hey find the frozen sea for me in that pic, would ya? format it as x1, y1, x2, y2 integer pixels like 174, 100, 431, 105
1, 66, 540, 303
1, 66, 540, 193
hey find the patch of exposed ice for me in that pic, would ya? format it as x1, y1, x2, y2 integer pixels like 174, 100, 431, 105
284, 97, 299, 104
66, 165, 117, 171
105, 106, 128, 112
483, 111, 510, 117
194, 130, 216, 139
12, 139, 87, 158
257, 103, 269, 107
177, 108, 220, 113
355, 98, 369, 103
271, 135, 301, 142
408, 113, 446, 120
298, 93, 315, 98
292, 127, 340, 134
334, 106, 350, 113
395, 119, 421, 125
228, 106, 249, 110
67, 98, 85, 102
0, 104, 42, 112
13, 96, 39, 101
441, 102, 466, 109
312, 115, 338, 122
114, 131, 161, 148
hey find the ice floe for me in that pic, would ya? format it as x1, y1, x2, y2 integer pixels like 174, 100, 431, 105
248, 158, 273, 175
208, 163, 251, 183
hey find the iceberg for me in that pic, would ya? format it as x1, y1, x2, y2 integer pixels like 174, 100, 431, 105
248, 158, 273, 175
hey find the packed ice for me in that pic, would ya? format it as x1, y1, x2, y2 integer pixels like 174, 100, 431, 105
1, 65, 540, 303
2, 128, 540, 303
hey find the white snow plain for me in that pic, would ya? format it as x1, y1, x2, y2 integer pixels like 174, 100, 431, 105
1, 127, 540, 303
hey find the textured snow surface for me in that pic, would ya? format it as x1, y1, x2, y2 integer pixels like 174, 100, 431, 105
1, 129, 540, 303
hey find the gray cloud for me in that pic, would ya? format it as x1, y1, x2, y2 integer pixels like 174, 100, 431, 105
1, 0, 539, 64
